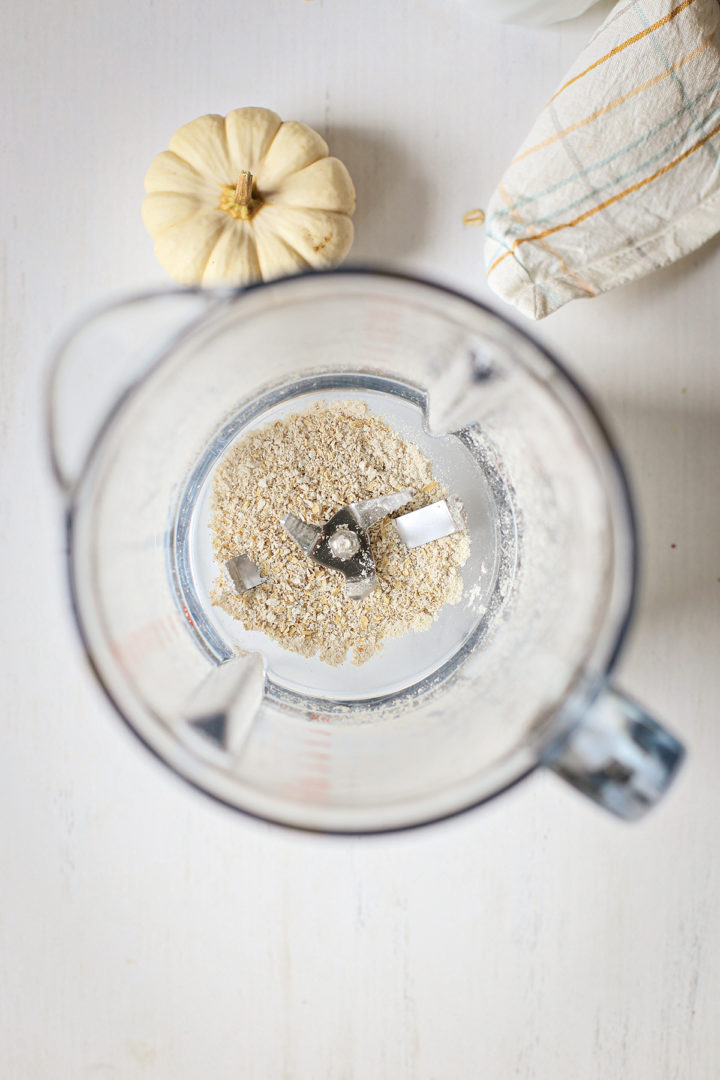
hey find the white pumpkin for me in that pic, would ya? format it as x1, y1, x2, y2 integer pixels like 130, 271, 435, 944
142, 107, 356, 286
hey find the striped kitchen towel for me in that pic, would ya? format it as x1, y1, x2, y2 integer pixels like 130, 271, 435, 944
485, 0, 720, 319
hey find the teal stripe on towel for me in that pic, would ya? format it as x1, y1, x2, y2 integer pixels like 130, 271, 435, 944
486, 90, 720, 246
487, 76, 720, 235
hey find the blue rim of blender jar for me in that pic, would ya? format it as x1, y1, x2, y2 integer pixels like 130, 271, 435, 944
52, 267, 639, 835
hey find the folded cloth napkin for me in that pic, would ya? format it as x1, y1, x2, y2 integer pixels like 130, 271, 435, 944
485, 0, 720, 318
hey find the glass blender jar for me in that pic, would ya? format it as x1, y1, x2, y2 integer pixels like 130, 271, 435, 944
48, 270, 684, 831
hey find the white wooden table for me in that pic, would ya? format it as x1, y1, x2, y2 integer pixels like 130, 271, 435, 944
2, 1, 719, 1076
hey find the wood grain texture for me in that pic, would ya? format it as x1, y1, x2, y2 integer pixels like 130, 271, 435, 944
1, 0, 718, 1077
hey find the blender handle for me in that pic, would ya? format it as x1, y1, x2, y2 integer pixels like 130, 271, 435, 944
542, 687, 685, 820
47, 287, 232, 494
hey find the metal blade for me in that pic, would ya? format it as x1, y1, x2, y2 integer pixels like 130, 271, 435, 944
225, 553, 265, 594
281, 512, 322, 555
349, 489, 414, 530
345, 570, 378, 600
393, 499, 464, 549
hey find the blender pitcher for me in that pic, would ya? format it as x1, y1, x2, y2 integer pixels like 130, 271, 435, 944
47, 270, 684, 832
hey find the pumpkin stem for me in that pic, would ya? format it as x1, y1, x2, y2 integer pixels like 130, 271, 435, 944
229, 171, 262, 221
234, 171, 254, 208
219, 173, 262, 222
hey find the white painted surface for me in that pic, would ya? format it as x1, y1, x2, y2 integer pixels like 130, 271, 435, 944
1, 1, 718, 1076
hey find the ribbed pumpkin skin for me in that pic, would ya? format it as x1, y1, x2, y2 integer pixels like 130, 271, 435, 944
142, 107, 356, 286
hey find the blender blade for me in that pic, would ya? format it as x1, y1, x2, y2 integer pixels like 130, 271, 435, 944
393, 499, 464, 549
225, 553, 265, 594
281, 490, 414, 600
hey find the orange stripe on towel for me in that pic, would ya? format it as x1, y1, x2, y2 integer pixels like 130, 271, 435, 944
546, 0, 699, 106
512, 33, 715, 166
488, 115, 720, 275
